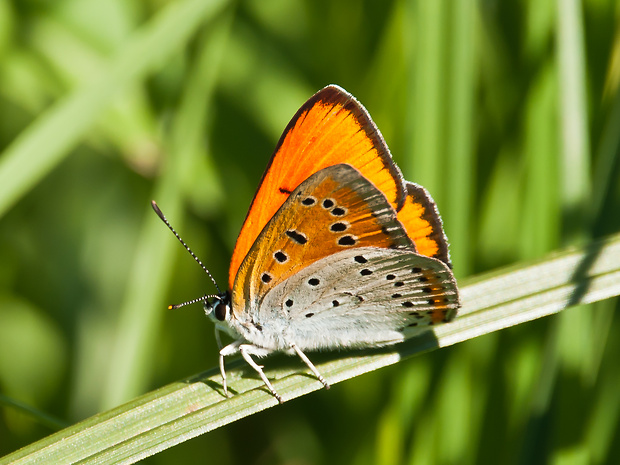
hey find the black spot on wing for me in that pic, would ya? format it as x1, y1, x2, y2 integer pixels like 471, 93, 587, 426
329, 222, 348, 232
338, 235, 357, 246
286, 230, 308, 244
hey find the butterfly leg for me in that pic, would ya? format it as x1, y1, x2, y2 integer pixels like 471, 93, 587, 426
290, 343, 330, 390
214, 327, 224, 350
219, 339, 243, 398
238, 344, 283, 403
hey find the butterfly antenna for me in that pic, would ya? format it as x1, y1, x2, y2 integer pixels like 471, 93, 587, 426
151, 200, 222, 295
168, 294, 219, 310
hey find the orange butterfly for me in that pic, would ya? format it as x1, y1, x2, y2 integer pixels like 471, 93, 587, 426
153, 85, 460, 403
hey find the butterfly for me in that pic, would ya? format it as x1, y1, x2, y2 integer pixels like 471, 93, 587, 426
153, 85, 460, 403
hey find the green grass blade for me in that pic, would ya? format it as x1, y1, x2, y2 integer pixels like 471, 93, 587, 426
405, 0, 446, 197
0, 0, 228, 218
2, 233, 619, 465
556, 0, 591, 232
0, 395, 67, 431
445, 0, 476, 275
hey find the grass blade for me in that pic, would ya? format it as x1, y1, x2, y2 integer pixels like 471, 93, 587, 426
556, 0, 591, 232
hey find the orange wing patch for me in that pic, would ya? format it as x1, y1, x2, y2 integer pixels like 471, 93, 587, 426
397, 182, 451, 267
431, 306, 453, 324
229, 85, 406, 289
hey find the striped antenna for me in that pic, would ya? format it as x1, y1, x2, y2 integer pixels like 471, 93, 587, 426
151, 200, 222, 297
168, 294, 219, 310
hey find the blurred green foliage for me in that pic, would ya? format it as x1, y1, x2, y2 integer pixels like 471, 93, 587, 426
0, 0, 619, 463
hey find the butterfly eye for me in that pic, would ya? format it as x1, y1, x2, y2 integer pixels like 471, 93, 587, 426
214, 302, 228, 321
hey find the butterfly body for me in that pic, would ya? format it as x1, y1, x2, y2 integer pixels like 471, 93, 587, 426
158, 85, 460, 403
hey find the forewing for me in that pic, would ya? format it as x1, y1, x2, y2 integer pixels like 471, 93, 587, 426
228, 85, 406, 289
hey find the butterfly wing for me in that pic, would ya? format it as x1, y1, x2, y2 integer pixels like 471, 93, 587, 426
257, 247, 459, 351
397, 182, 452, 267
229, 85, 407, 290
231, 164, 414, 320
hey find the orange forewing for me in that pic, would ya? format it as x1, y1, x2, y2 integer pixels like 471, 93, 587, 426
229, 85, 406, 289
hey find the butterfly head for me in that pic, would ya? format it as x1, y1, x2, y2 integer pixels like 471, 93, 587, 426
204, 292, 232, 324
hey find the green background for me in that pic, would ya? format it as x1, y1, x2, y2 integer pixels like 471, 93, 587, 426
1, 0, 619, 463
